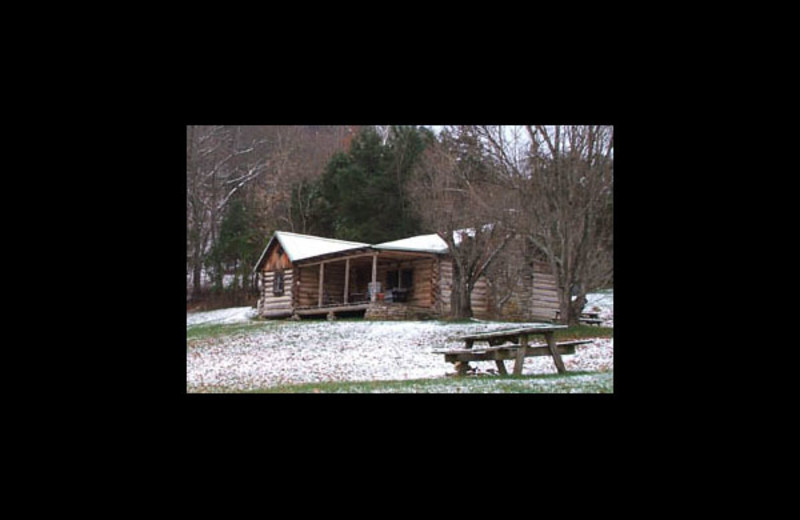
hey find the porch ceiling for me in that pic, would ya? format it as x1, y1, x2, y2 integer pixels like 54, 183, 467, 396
295, 248, 437, 267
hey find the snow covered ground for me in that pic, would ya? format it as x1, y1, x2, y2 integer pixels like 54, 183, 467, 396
186, 290, 613, 392
186, 320, 613, 392
186, 306, 257, 327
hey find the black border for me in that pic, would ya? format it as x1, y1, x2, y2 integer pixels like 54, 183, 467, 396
172, 97, 633, 439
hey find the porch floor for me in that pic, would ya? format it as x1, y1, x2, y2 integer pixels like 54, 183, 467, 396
294, 302, 371, 316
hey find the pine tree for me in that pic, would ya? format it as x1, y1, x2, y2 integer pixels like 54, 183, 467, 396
299, 126, 431, 243
209, 194, 261, 298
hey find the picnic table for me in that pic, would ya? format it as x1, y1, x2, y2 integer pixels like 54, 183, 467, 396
435, 325, 591, 377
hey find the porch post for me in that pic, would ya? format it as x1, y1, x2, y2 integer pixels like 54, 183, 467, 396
397, 262, 402, 290
344, 258, 350, 304
318, 262, 324, 307
371, 253, 378, 302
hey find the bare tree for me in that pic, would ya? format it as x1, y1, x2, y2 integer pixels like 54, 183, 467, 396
186, 125, 278, 297
278, 126, 359, 234
509, 125, 614, 325
410, 126, 515, 319
482, 233, 531, 317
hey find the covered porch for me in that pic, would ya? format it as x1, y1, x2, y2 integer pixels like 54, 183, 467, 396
293, 249, 437, 317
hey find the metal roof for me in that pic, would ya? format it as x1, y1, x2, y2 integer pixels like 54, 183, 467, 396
372, 234, 449, 254
254, 231, 449, 272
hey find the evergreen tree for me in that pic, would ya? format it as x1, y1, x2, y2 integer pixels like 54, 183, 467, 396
209, 194, 261, 296
297, 126, 431, 243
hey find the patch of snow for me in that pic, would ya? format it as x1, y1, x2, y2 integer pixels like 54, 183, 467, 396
186, 306, 257, 327
186, 270, 244, 291
452, 224, 494, 246
585, 290, 613, 327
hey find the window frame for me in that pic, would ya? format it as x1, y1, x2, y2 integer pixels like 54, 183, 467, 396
273, 270, 285, 296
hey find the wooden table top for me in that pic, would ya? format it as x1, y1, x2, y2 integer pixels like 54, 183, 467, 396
456, 325, 567, 342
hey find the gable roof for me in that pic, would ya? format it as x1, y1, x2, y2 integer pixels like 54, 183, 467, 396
254, 231, 450, 272
253, 231, 370, 272
373, 234, 449, 254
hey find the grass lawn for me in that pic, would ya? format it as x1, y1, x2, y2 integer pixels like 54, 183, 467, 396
233, 370, 613, 393
187, 320, 276, 342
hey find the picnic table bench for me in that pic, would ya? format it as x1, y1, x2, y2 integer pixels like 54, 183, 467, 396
434, 325, 592, 377
554, 310, 604, 326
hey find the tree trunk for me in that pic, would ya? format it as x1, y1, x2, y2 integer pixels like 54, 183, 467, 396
557, 289, 572, 326
558, 282, 587, 326
569, 293, 587, 327
192, 256, 203, 298
450, 275, 473, 319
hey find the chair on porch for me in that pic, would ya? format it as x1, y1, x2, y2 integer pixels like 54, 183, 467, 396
367, 282, 382, 302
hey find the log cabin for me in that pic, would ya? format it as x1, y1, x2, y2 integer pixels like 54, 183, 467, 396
253, 231, 559, 321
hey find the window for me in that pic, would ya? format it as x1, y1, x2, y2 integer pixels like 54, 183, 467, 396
387, 270, 399, 289
401, 269, 413, 289
273, 270, 285, 296
387, 269, 413, 290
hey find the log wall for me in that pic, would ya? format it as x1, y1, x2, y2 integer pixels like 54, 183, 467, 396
494, 272, 534, 321
436, 259, 492, 319
257, 269, 294, 318
296, 265, 320, 307
380, 257, 435, 308
436, 258, 559, 321
529, 260, 559, 320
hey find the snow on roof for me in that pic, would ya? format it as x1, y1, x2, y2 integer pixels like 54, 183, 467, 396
255, 231, 451, 272
373, 234, 449, 254
274, 231, 370, 262
254, 231, 370, 271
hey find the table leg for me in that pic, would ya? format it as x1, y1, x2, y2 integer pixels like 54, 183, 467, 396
545, 331, 566, 374
513, 334, 528, 376
495, 360, 508, 375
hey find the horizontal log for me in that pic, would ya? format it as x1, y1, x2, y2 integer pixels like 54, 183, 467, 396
261, 296, 292, 304
532, 307, 560, 314
262, 298, 293, 306
259, 309, 293, 318
262, 275, 293, 283
262, 304, 294, 312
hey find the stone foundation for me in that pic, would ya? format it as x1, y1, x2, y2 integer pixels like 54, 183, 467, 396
364, 303, 438, 321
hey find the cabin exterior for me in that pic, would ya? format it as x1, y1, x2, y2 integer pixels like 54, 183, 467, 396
253, 231, 559, 321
